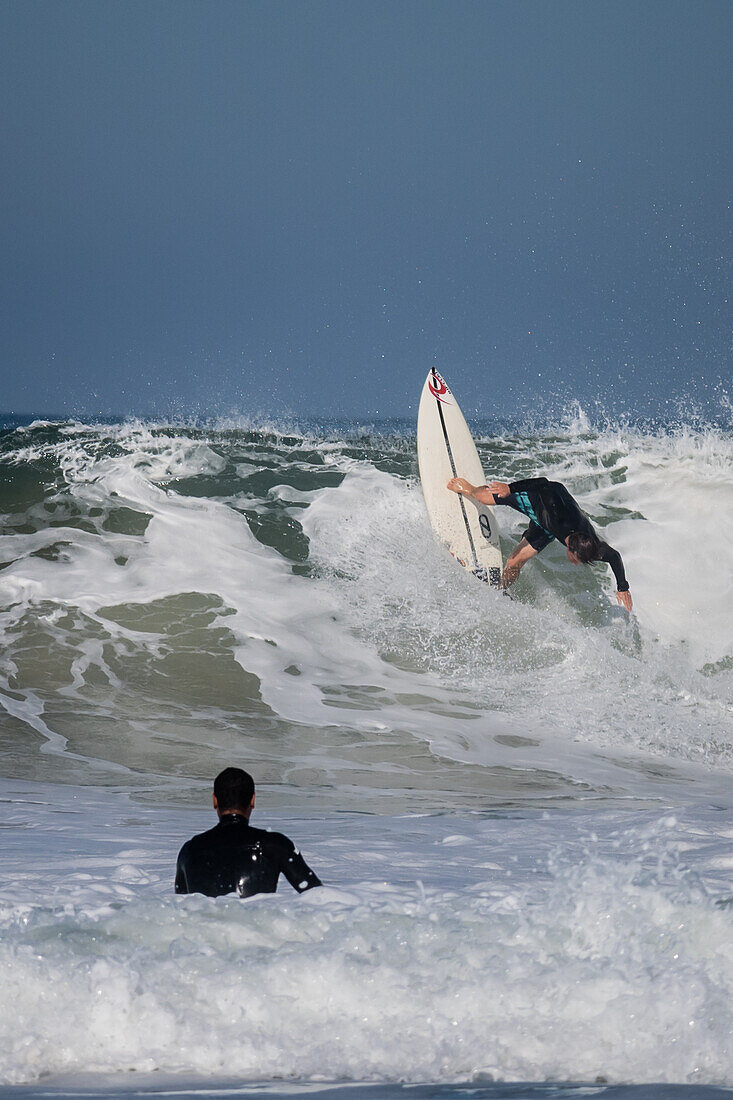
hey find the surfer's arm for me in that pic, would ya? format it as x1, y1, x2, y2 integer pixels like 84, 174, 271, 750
502, 537, 538, 587
446, 478, 509, 505
508, 477, 551, 493
174, 848, 190, 894
272, 833, 323, 894
447, 477, 553, 509
599, 542, 633, 611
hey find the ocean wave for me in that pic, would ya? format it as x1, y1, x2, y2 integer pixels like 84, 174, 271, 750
1, 787, 731, 1088
0, 414, 731, 803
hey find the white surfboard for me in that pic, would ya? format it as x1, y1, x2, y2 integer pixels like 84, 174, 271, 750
417, 368, 503, 585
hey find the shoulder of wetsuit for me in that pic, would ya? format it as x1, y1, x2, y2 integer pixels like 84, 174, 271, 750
508, 476, 550, 492
258, 828, 297, 852
175, 828, 214, 874
238, 823, 289, 848
181, 823, 223, 851
176, 837, 192, 862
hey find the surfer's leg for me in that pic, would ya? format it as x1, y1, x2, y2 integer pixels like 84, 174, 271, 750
501, 537, 538, 587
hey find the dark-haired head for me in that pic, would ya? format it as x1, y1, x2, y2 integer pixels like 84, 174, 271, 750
213, 767, 255, 813
566, 530, 603, 564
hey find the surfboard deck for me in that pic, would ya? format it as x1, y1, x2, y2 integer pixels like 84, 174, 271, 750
417, 368, 503, 586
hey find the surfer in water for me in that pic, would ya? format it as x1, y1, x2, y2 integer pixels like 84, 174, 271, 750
175, 767, 322, 899
447, 475, 633, 611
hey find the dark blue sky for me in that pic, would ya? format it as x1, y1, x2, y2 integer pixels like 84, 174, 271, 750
1, 1, 730, 420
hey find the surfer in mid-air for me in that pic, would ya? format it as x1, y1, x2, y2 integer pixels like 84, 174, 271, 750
447, 475, 633, 611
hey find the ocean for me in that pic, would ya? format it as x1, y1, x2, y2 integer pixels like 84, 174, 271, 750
0, 410, 731, 1098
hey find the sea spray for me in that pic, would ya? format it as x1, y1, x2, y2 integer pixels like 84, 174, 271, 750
0, 414, 731, 1089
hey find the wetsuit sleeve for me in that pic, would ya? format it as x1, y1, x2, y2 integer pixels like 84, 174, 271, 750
492, 477, 551, 512
599, 542, 629, 592
273, 833, 323, 893
491, 493, 518, 509
174, 846, 189, 894
507, 477, 551, 493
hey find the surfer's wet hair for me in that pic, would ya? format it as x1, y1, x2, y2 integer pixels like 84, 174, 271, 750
214, 767, 255, 811
566, 530, 603, 563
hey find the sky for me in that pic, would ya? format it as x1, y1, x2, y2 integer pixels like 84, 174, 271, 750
0, 0, 730, 421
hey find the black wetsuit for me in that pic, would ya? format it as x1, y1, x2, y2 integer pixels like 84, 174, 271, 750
494, 477, 629, 592
175, 813, 322, 899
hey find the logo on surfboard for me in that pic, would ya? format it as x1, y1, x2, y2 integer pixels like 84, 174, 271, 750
428, 371, 452, 405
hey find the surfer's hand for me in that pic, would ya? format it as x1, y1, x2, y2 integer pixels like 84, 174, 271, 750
487, 481, 511, 497
616, 590, 633, 612
447, 477, 475, 495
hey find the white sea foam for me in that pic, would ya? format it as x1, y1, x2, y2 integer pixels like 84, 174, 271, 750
0, 418, 731, 800
533, 420, 733, 667
299, 426, 733, 774
0, 418, 732, 1091
0, 780, 731, 1088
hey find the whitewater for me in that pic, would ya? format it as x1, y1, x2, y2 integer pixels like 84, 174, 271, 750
0, 409, 731, 1098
